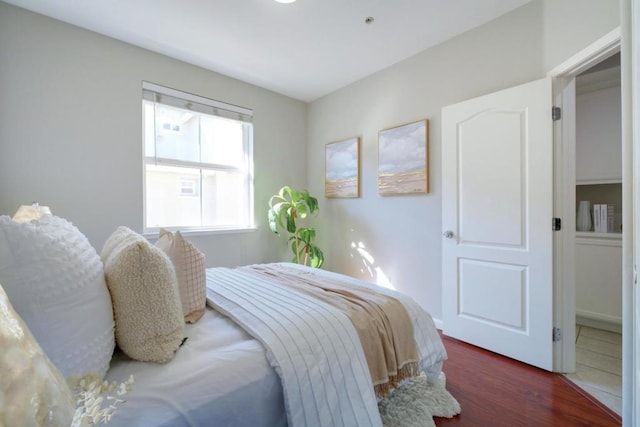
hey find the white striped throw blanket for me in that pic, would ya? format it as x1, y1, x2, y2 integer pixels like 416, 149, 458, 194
244, 263, 419, 399
205, 263, 447, 427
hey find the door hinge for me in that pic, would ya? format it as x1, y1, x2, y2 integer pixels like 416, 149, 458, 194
553, 217, 562, 231
553, 327, 562, 342
552, 106, 562, 121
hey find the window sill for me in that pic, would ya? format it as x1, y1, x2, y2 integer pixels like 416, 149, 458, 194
143, 226, 257, 239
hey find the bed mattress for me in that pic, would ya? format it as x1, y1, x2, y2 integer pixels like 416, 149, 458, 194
105, 308, 286, 427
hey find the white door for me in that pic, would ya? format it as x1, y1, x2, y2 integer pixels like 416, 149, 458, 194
441, 77, 554, 371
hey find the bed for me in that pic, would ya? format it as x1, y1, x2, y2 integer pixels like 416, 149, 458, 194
105, 263, 447, 427
0, 217, 448, 426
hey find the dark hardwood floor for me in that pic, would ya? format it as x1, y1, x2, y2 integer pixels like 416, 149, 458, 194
435, 334, 622, 426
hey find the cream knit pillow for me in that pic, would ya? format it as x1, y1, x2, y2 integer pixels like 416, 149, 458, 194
156, 229, 206, 323
0, 284, 75, 427
101, 227, 184, 363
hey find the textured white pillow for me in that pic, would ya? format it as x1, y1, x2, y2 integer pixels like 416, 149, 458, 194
101, 226, 184, 363
0, 215, 115, 379
156, 229, 206, 323
0, 284, 75, 427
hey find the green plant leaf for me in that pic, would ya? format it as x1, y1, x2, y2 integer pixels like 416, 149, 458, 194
286, 212, 296, 234
267, 209, 279, 234
308, 245, 324, 268
297, 202, 308, 218
270, 201, 288, 213
279, 186, 292, 199
268, 201, 289, 231
268, 195, 285, 209
297, 228, 316, 246
306, 195, 318, 214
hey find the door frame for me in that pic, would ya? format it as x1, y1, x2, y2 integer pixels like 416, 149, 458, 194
547, 27, 621, 374
549, 25, 639, 425
623, 0, 638, 423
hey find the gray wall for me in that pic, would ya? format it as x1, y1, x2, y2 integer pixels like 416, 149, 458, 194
307, 0, 619, 320
0, 0, 620, 318
0, 2, 307, 265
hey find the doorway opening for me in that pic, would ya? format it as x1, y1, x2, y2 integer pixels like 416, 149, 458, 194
550, 28, 622, 416
568, 53, 622, 416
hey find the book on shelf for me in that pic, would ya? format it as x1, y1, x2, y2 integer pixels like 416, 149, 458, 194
607, 205, 615, 232
592, 204, 615, 233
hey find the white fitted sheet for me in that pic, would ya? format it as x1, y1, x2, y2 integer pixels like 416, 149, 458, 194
105, 308, 286, 427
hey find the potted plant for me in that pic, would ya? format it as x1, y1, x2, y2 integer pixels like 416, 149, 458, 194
268, 186, 324, 268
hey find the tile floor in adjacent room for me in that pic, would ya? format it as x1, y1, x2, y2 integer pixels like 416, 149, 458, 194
564, 325, 622, 416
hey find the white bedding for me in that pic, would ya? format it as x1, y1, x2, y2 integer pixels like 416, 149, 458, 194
105, 308, 286, 426
104, 264, 446, 427
206, 263, 447, 427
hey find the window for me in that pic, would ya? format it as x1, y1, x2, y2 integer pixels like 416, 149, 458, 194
142, 82, 254, 233
179, 179, 197, 197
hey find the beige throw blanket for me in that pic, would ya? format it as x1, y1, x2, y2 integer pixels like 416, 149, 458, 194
246, 264, 419, 399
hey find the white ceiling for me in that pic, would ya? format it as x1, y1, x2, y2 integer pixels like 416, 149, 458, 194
5, 0, 532, 102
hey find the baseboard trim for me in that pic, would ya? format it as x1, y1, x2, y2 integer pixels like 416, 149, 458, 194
433, 317, 443, 331
576, 310, 622, 333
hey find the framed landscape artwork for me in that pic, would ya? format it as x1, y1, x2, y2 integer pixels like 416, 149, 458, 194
378, 119, 429, 196
325, 137, 360, 198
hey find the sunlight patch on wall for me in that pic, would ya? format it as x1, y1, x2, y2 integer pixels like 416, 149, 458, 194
350, 241, 395, 290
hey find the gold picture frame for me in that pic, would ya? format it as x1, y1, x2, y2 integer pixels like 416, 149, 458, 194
325, 137, 360, 198
378, 119, 429, 196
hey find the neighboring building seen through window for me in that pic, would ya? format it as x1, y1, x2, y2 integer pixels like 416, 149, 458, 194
142, 82, 254, 232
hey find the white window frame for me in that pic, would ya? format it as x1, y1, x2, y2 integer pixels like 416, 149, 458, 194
142, 81, 255, 234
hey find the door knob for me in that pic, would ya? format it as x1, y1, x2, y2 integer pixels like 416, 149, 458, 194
442, 230, 454, 239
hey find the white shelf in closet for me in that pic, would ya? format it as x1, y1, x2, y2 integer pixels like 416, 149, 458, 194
575, 231, 622, 241
575, 178, 622, 185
